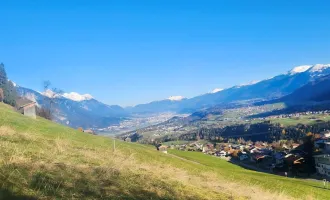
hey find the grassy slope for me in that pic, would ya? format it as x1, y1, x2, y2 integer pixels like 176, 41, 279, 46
268, 114, 330, 126
0, 103, 329, 200
169, 150, 330, 200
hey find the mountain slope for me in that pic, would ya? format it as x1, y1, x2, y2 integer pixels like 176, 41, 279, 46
1, 102, 330, 199
127, 99, 186, 114
16, 86, 128, 129
183, 64, 330, 109
129, 64, 330, 114
280, 74, 330, 103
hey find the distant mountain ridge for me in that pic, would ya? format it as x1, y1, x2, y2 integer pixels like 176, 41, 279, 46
16, 86, 128, 129
279, 74, 330, 104
128, 64, 330, 114
16, 63, 330, 128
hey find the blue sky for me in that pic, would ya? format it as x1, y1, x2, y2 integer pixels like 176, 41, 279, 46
1, 0, 330, 106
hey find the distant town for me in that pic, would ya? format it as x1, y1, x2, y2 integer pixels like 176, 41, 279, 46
154, 129, 330, 179
97, 112, 188, 135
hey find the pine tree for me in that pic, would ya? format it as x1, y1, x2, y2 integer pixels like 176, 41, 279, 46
0, 63, 17, 106
0, 63, 7, 87
4, 81, 17, 106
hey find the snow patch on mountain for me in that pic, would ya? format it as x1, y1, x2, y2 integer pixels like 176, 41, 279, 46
8, 80, 17, 87
237, 80, 260, 87
40, 90, 93, 101
286, 64, 330, 75
41, 89, 61, 98
309, 64, 330, 72
288, 65, 312, 75
62, 92, 93, 101
168, 96, 185, 101
211, 88, 223, 93
249, 80, 260, 85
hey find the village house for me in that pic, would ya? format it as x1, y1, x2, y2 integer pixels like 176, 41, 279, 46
250, 147, 261, 154
219, 150, 228, 157
239, 145, 246, 151
202, 143, 214, 153
187, 142, 203, 151
282, 144, 290, 151
314, 154, 330, 177
230, 144, 240, 150
321, 130, 330, 139
179, 144, 186, 151
84, 129, 96, 135
158, 145, 168, 154
124, 137, 131, 142
284, 154, 305, 171
16, 98, 36, 119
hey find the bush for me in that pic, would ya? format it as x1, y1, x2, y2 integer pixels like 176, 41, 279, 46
37, 107, 52, 120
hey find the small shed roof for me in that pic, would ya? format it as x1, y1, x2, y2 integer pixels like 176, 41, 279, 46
158, 145, 168, 151
16, 98, 36, 108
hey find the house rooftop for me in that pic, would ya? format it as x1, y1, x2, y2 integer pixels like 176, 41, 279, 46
16, 98, 36, 108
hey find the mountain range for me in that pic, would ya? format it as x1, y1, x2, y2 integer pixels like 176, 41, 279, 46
128, 64, 330, 114
16, 64, 330, 129
16, 86, 128, 129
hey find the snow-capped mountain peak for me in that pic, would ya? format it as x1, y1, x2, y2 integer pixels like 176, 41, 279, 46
40, 90, 93, 101
287, 64, 330, 75
167, 96, 185, 101
288, 65, 312, 75
62, 92, 93, 101
309, 64, 330, 73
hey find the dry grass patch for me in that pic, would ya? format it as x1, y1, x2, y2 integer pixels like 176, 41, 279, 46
0, 125, 232, 199
0, 125, 307, 200
0, 126, 15, 136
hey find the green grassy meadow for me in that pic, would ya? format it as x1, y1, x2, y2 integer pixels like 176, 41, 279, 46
0, 102, 330, 200
169, 150, 330, 200
268, 114, 330, 126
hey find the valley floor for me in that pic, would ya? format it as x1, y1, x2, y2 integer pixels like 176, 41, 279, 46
0, 103, 330, 200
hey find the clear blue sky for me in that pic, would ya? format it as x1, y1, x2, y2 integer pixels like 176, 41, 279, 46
1, 0, 330, 106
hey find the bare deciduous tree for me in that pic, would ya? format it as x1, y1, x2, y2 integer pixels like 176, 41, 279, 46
38, 81, 63, 120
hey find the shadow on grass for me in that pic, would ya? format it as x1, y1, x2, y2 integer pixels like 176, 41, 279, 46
1, 162, 190, 200
0, 188, 37, 200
